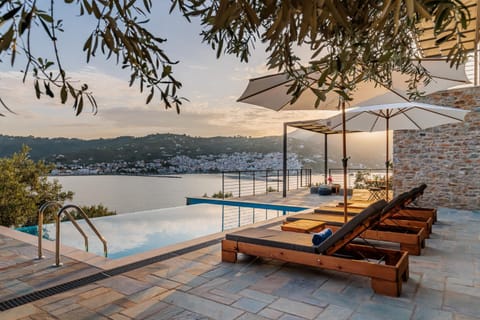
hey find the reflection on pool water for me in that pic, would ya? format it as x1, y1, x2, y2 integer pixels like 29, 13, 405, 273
18, 203, 306, 259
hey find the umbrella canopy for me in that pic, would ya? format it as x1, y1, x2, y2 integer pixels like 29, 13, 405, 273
237, 59, 469, 222
237, 59, 469, 111
324, 102, 470, 131
324, 102, 470, 200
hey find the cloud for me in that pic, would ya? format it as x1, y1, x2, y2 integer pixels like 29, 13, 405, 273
0, 65, 337, 139
231, 63, 270, 82
187, 64, 209, 70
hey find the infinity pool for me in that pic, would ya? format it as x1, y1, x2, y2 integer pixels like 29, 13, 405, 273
18, 202, 306, 259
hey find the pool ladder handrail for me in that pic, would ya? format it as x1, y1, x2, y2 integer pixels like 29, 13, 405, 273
55, 204, 108, 266
37, 203, 108, 266
38, 201, 59, 259
38, 202, 89, 260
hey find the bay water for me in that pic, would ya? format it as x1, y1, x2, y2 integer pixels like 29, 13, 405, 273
50, 172, 362, 214
50, 174, 225, 214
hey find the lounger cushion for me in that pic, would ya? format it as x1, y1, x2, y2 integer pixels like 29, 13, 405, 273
315, 200, 387, 254
226, 227, 318, 253
227, 200, 387, 256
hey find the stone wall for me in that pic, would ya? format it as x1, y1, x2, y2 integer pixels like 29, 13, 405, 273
393, 86, 480, 210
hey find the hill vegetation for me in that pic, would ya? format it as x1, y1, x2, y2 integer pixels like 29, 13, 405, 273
0, 133, 386, 172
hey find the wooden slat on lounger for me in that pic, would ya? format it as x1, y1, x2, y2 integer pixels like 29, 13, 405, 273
288, 191, 429, 247
223, 200, 410, 296
309, 192, 411, 223
314, 191, 432, 233
227, 200, 388, 256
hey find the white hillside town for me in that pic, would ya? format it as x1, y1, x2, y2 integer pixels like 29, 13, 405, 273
50, 152, 304, 175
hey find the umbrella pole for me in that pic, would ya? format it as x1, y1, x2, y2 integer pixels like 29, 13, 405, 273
341, 100, 348, 223
385, 118, 389, 201
324, 134, 328, 184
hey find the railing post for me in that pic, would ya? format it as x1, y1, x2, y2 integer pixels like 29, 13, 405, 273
238, 171, 241, 198
222, 172, 225, 199
277, 170, 280, 191
253, 171, 256, 196
266, 170, 269, 193
238, 206, 241, 227
300, 169, 303, 187
297, 169, 299, 189
221, 205, 225, 231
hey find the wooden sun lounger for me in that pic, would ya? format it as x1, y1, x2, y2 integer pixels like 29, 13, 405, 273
285, 214, 426, 255
398, 184, 437, 223
288, 192, 427, 255
401, 207, 437, 223
222, 200, 409, 297
384, 186, 434, 233
342, 184, 437, 223
316, 188, 434, 236
342, 203, 437, 224
314, 205, 432, 236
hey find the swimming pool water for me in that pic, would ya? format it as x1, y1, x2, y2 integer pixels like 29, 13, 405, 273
18, 202, 307, 259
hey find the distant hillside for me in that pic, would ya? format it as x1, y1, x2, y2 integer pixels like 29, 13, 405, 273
0, 133, 386, 171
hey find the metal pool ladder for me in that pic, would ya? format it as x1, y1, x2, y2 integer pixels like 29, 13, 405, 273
37, 202, 108, 266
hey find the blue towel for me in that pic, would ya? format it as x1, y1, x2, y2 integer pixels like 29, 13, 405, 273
312, 228, 333, 246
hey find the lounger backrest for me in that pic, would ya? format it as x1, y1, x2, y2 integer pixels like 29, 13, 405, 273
379, 191, 411, 222
316, 200, 387, 255
418, 183, 427, 193
410, 184, 427, 203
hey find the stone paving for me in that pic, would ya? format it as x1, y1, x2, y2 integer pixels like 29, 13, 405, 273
0, 191, 480, 319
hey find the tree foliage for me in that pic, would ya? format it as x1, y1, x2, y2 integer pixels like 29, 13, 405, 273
0, 1, 472, 116
172, 0, 471, 103
0, 0, 184, 116
0, 145, 73, 227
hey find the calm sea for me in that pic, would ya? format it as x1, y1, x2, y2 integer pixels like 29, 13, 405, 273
50, 174, 225, 214
50, 172, 363, 214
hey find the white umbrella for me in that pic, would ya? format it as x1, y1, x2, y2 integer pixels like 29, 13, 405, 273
238, 59, 469, 111
237, 59, 469, 222
324, 102, 470, 200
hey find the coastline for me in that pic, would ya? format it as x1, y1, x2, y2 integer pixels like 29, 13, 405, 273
49, 173, 183, 178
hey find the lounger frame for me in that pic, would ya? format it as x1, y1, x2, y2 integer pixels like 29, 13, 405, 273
222, 200, 410, 296
399, 207, 437, 223
285, 215, 427, 255
222, 238, 409, 297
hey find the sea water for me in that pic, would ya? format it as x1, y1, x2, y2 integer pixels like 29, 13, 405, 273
50, 174, 225, 213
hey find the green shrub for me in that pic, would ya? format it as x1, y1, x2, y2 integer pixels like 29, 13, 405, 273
212, 191, 233, 198
61, 204, 116, 222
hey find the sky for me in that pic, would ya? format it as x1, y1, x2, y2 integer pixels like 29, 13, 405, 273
0, 2, 337, 139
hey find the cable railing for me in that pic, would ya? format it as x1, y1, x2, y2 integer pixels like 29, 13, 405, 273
220, 205, 290, 231
326, 168, 392, 189
221, 169, 312, 198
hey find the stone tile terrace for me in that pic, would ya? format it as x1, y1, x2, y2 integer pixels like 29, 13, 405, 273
0, 190, 479, 319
